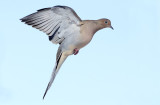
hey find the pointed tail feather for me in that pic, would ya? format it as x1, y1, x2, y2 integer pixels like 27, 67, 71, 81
43, 68, 57, 99
43, 52, 68, 99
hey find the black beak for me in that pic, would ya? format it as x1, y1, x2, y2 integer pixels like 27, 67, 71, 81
110, 26, 114, 30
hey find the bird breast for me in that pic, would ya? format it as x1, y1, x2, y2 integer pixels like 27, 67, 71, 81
76, 32, 93, 48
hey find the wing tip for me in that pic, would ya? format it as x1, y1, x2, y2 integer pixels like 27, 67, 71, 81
20, 7, 51, 23
20, 17, 24, 21
20, 16, 29, 22
20, 18, 25, 22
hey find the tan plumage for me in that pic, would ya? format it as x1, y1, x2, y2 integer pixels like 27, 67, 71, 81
20, 5, 113, 99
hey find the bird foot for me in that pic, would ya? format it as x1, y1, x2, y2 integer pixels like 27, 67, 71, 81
73, 48, 79, 55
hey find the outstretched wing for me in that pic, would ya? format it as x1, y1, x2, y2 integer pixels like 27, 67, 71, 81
20, 5, 81, 44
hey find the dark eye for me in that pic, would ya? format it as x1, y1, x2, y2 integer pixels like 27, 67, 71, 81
105, 21, 108, 24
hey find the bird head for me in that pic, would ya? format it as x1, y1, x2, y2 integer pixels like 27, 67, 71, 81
98, 18, 114, 30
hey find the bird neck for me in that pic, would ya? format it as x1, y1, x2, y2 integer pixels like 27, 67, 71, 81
80, 20, 104, 36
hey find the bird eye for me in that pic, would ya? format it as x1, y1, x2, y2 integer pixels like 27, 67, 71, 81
105, 21, 108, 24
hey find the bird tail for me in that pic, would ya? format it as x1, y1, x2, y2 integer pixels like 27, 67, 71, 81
43, 51, 68, 99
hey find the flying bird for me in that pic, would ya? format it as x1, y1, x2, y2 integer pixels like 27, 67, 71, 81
20, 5, 113, 99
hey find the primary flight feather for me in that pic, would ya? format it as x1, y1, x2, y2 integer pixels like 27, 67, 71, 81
20, 5, 113, 99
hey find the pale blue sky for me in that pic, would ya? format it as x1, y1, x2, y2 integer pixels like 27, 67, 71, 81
0, 0, 160, 105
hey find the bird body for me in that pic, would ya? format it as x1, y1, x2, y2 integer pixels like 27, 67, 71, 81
20, 5, 113, 99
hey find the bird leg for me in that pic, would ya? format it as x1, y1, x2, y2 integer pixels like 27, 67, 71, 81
73, 48, 79, 55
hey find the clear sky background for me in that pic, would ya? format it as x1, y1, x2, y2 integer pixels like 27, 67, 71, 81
0, 0, 160, 105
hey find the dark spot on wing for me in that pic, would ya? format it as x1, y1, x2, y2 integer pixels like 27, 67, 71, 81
49, 26, 60, 41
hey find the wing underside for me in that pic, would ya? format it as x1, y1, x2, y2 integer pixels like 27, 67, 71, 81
20, 5, 81, 44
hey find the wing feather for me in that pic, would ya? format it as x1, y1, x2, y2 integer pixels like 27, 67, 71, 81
20, 5, 81, 44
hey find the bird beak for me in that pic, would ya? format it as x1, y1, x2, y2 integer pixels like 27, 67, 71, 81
110, 26, 114, 30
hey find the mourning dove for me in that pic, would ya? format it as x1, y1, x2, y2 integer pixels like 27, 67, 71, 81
20, 5, 113, 99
